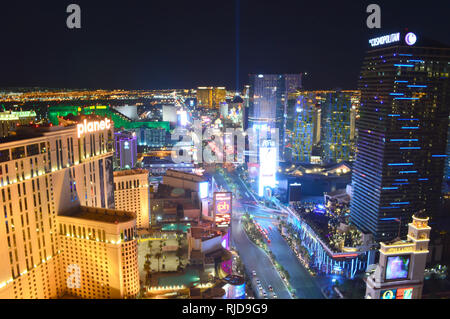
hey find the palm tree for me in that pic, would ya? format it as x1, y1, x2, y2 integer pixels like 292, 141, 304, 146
143, 261, 151, 285
154, 252, 162, 272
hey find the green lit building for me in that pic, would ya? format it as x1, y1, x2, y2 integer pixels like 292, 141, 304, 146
291, 92, 322, 163
48, 105, 170, 131
0, 110, 37, 137
321, 90, 359, 164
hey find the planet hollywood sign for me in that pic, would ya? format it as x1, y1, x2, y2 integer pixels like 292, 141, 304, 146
77, 118, 112, 138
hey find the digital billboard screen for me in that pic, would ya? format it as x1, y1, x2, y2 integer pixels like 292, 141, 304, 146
380, 287, 413, 299
258, 140, 277, 196
380, 289, 397, 299
214, 192, 232, 227
199, 181, 209, 199
385, 255, 410, 281
396, 287, 413, 299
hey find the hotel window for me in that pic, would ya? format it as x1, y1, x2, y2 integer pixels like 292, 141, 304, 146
12, 147, 25, 160
26, 144, 39, 157
0, 149, 10, 163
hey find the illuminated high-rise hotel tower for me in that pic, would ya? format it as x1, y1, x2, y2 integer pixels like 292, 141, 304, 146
0, 120, 139, 299
350, 30, 450, 242
248, 74, 302, 162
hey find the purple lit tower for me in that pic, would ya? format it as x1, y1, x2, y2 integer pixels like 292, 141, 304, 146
114, 131, 137, 169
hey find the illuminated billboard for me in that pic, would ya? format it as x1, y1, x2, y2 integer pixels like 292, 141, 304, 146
385, 255, 410, 281
380, 287, 413, 299
214, 192, 232, 228
199, 182, 209, 199
258, 140, 277, 197
177, 109, 189, 126
221, 230, 231, 250
222, 275, 245, 299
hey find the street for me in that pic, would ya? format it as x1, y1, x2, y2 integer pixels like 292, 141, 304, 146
214, 169, 325, 299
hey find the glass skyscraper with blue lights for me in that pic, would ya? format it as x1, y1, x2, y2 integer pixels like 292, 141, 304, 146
350, 30, 450, 242
248, 74, 302, 162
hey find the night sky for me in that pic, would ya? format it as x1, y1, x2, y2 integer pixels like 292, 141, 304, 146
0, 0, 449, 90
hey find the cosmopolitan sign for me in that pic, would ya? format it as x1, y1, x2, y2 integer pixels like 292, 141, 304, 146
77, 118, 112, 138
369, 32, 400, 47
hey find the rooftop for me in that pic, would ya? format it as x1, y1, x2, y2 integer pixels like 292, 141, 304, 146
113, 168, 148, 177
165, 169, 207, 182
190, 226, 223, 241
152, 183, 193, 200
59, 206, 135, 224
0, 124, 74, 144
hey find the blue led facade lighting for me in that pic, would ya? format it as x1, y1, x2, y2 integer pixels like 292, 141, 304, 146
390, 139, 418, 142
350, 32, 450, 242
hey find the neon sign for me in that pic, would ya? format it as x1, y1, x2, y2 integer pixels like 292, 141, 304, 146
381, 287, 413, 299
214, 192, 232, 227
216, 201, 230, 214
369, 32, 400, 47
405, 32, 417, 46
77, 118, 111, 138
381, 289, 396, 299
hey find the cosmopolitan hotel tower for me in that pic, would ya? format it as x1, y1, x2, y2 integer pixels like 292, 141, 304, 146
0, 117, 139, 299
350, 30, 450, 242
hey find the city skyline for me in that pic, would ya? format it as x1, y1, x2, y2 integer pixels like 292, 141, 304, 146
0, 0, 449, 303
0, 1, 449, 90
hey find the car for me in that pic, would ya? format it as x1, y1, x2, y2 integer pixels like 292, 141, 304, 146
252, 270, 257, 276
272, 293, 277, 299
268, 285, 273, 292
262, 291, 267, 297
256, 279, 261, 284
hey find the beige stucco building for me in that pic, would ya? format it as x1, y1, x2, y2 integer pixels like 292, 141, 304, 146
114, 169, 150, 229
0, 120, 139, 299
